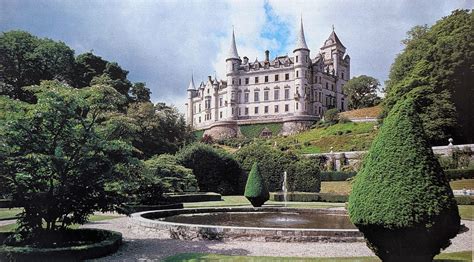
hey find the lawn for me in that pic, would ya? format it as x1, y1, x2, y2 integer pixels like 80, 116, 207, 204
458, 205, 473, 220
0, 208, 22, 220
450, 179, 474, 190
163, 251, 472, 262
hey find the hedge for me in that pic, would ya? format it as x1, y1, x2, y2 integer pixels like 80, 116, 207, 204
455, 195, 474, 205
164, 192, 222, 203
445, 169, 474, 180
320, 171, 357, 181
0, 229, 122, 261
119, 203, 183, 214
270, 192, 348, 203
0, 199, 14, 208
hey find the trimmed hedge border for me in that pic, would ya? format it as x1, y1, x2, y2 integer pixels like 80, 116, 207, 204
0, 200, 15, 209
455, 195, 474, 205
164, 192, 222, 203
270, 192, 348, 203
445, 169, 474, 180
119, 203, 183, 214
320, 171, 357, 181
0, 228, 122, 261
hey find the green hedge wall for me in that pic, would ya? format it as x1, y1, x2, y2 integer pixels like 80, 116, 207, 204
445, 169, 474, 180
270, 192, 348, 203
320, 171, 357, 181
164, 192, 222, 203
455, 195, 474, 205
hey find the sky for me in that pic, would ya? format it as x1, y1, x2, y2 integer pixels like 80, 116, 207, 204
0, 0, 471, 112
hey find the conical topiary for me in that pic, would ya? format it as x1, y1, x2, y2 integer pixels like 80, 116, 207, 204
348, 98, 460, 262
244, 162, 270, 207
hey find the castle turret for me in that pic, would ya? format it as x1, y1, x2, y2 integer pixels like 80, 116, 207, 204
226, 29, 241, 120
321, 27, 346, 78
186, 74, 196, 126
293, 18, 310, 115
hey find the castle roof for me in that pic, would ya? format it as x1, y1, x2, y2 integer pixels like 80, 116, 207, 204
227, 29, 240, 60
187, 74, 195, 90
322, 29, 345, 49
294, 18, 309, 51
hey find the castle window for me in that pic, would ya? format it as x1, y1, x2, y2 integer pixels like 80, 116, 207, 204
245, 78, 249, 85
285, 104, 289, 112
264, 91, 269, 101
244, 92, 249, 103
274, 105, 279, 113
296, 71, 299, 78
264, 76, 269, 83
220, 111, 222, 119
245, 107, 249, 115
296, 103, 299, 110
274, 90, 279, 100
254, 91, 259, 102
199, 116, 201, 123
274, 74, 279, 81
199, 104, 201, 112
341, 98, 345, 109
238, 108, 241, 115
326, 82, 329, 89
255, 107, 259, 114
284, 89, 290, 100
332, 84, 334, 91
296, 56, 299, 63
232, 108, 234, 115
341, 72, 345, 80
306, 55, 308, 63
285, 73, 289, 80
219, 97, 223, 107
239, 78, 242, 85
264, 106, 269, 113
255, 77, 259, 84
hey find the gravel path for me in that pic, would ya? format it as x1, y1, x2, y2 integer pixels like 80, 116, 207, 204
0, 219, 16, 227
82, 217, 473, 261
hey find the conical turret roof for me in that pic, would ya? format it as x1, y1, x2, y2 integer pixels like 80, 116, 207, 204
323, 27, 345, 49
294, 18, 309, 52
187, 74, 195, 90
227, 29, 240, 60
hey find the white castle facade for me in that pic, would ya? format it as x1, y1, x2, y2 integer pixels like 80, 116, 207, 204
186, 20, 350, 139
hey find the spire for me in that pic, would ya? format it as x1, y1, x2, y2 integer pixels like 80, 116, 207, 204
227, 27, 240, 60
294, 17, 309, 52
187, 74, 195, 90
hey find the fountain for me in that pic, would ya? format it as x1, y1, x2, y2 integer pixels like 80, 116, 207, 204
282, 171, 288, 207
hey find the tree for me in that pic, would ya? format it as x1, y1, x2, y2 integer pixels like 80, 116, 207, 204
0, 81, 138, 240
244, 162, 269, 207
131, 82, 151, 102
286, 158, 321, 192
348, 98, 460, 261
176, 143, 243, 195
343, 75, 381, 110
383, 10, 473, 144
74, 52, 108, 88
323, 108, 340, 123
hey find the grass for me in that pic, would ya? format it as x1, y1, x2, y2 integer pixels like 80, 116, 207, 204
458, 205, 473, 220
321, 181, 352, 194
271, 122, 377, 154
450, 179, 474, 190
239, 123, 283, 138
339, 105, 382, 119
0, 213, 121, 232
163, 251, 472, 262
0, 208, 22, 220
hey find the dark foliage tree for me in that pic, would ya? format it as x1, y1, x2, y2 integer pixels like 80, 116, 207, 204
0, 81, 139, 241
130, 82, 151, 102
343, 75, 381, 110
244, 162, 269, 207
348, 98, 460, 261
383, 10, 473, 144
74, 52, 108, 88
176, 143, 243, 195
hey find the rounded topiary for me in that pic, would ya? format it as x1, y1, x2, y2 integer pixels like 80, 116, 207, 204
348, 98, 460, 262
244, 162, 270, 207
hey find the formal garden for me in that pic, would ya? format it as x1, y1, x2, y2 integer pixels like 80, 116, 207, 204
0, 9, 473, 262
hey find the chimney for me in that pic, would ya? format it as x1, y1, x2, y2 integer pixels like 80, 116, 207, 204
208, 76, 212, 82
243, 56, 249, 64
265, 50, 270, 62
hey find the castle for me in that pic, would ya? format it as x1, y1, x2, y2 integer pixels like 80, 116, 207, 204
186, 20, 350, 139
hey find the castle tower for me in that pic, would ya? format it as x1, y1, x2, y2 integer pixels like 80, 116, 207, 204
320, 26, 346, 78
226, 29, 241, 120
293, 18, 310, 115
186, 74, 196, 126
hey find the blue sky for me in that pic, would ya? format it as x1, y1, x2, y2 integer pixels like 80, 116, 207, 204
0, 0, 471, 112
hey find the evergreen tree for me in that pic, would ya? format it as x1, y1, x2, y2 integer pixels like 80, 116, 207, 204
348, 98, 460, 261
244, 162, 269, 207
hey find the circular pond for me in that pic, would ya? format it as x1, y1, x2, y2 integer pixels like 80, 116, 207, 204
131, 207, 363, 242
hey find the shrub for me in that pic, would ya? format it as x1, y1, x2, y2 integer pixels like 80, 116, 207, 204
176, 143, 243, 195
324, 108, 339, 123
244, 163, 269, 207
444, 168, 474, 180
454, 196, 474, 205
235, 143, 295, 191
348, 98, 460, 261
320, 171, 357, 181
201, 134, 213, 144
270, 192, 348, 203
287, 159, 321, 192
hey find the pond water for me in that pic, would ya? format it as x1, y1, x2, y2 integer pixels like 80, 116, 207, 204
159, 211, 357, 229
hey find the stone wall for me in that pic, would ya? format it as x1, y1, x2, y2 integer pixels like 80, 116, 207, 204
202, 121, 240, 140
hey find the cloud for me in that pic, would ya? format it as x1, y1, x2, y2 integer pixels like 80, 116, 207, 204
0, 0, 469, 113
